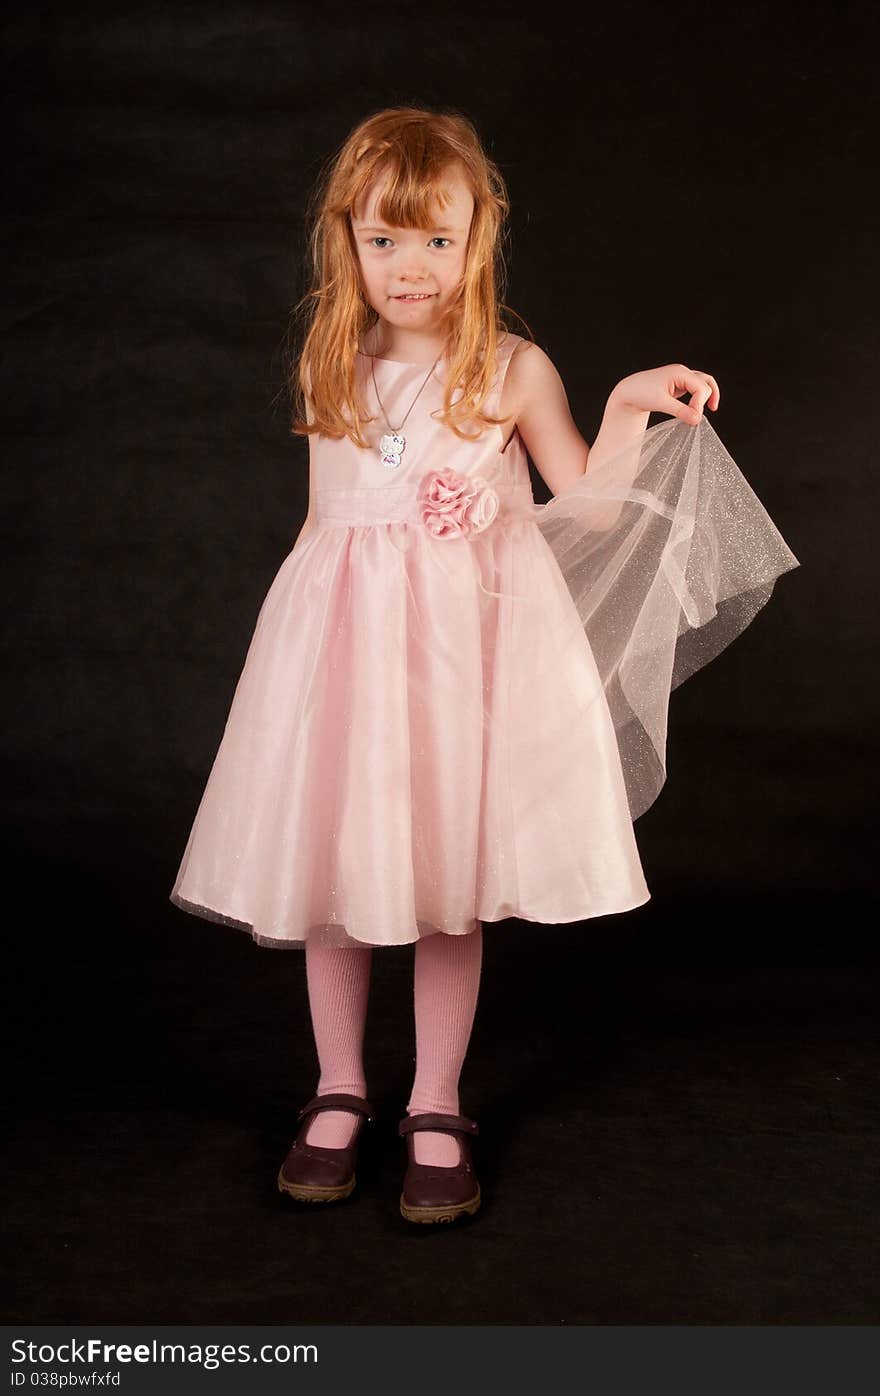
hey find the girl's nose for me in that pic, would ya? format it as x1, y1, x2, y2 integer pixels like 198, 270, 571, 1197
397, 253, 428, 277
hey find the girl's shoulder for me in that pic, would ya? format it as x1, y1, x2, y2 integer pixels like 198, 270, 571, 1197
499, 330, 552, 386
499, 329, 533, 362
497, 332, 552, 417
501, 329, 548, 366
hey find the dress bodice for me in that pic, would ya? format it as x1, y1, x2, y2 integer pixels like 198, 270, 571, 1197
310, 332, 533, 528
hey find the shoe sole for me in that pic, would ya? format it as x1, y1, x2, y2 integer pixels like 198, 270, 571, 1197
277, 1169, 357, 1203
399, 1184, 481, 1224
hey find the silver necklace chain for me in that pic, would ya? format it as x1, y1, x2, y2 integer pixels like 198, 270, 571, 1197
368, 345, 444, 470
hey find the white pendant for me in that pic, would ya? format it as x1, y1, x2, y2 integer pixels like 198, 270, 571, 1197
379, 431, 406, 469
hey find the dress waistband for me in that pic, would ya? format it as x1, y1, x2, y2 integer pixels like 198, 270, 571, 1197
314, 478, 535, 529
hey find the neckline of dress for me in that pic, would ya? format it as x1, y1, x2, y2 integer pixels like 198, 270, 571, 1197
356, 349, 446, 367
355, 331, 512, 366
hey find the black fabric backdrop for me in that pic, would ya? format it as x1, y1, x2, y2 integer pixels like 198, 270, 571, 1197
3, 0, 877, 1328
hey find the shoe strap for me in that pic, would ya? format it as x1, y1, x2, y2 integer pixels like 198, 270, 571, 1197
398, 1111, 479, 1138
296, 1092, 376, 1124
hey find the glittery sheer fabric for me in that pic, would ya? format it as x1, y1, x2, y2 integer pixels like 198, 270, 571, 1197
529, 412, 801, 821
169, 335, 800, 949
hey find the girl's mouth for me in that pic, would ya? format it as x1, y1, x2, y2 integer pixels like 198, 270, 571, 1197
393, 293, 435, 301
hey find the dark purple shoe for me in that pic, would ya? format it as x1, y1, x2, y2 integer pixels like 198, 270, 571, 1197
398, 1112, 481, 1224
277, 1092, 375, 1203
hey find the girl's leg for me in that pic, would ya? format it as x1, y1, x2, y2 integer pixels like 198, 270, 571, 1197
302, 940, 372, 1147
405, 923, 483, 1166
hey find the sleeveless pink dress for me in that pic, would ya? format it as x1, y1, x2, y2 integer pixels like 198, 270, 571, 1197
170, 332, 800, 948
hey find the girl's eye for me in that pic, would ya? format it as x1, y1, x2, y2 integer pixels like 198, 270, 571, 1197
368, 237, 451, 249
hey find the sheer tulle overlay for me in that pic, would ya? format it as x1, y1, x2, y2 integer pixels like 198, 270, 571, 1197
530, 412, 801, 821
169, 336, 800, 948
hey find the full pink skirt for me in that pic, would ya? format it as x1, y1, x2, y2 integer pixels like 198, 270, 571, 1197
170, 415, 801, 949
170, 513, 651, 947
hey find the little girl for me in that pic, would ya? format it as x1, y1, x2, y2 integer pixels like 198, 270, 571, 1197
169, 106, 800, 1225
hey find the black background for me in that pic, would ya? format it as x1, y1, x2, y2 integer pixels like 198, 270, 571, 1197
3, 0, 877, 1327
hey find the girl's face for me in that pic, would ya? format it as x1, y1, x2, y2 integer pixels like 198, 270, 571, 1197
351, 164, 474, 348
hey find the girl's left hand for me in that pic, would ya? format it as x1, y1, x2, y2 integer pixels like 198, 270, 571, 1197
610, 364, 720, 425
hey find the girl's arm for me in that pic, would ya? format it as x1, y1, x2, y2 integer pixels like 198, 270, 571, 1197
508, 345, 714, 495
587, 391, 650, 475
505, 343, 595, 496
508, 344, 648, 494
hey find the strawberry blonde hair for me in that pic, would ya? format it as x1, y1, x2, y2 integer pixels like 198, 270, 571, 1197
287, 105, 532, 448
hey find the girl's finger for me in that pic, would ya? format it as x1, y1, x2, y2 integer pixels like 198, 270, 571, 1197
666, 368, 718, 424
665, 395, 704, 424
669, 371, 709, 424
690, 384, 713, 422
691, 369, 721, 411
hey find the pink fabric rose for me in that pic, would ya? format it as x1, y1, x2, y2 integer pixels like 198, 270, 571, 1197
417, 467, 500, 540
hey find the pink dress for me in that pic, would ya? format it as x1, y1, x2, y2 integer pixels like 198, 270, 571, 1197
170, 332, 800, 948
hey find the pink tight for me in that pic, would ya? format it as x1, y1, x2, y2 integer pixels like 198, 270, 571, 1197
302, 925, 483, 1166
